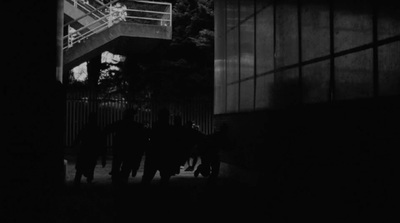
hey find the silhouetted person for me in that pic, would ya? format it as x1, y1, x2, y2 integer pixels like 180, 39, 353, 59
194, 123, 229, 185
73, 112, 106, 185
141, 108, 176, 186
171, 115, 187, 175
184, 121, 203, 171
104, 108, 147, 184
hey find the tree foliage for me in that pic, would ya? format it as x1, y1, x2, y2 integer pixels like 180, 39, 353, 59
146, 0, 214, 102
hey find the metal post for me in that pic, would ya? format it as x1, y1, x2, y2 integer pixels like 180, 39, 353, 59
108, 3, 112, 27
68, 25, 73, 48
169, 4, 172, 26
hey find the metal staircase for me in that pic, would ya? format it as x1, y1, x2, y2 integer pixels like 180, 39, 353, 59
63, 0, 172, 68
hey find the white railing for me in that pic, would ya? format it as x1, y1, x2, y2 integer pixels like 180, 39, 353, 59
67, 0, 107, 20
63, 0, 172, 50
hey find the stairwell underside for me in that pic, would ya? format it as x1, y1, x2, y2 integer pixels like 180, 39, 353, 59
63, 22, 172, 70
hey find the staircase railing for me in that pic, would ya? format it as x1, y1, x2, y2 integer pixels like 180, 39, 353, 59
63, 0, 172, 50
64, 0, 118, 29
66, 0, 106, 20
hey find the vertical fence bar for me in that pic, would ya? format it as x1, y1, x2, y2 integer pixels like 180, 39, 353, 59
76, 96, 80, 145
83, 93, 87, 127
69, 99, 72, 147
205, 101, 208, 135
66, 90, 214, 150
66, 100, 70, 148
78, 94, 82, 139
74, 96, 78, 145
73, 98, 77, 146
79, 92, 83, 134
203, 100, 207, 134
72, 93, 76, 148
202, 102, 208, 134
201, 100, 204, 134
205, 103, 208, 134
200, 100, 204, 133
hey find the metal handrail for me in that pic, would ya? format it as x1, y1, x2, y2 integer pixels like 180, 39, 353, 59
63, 0, 172, 50
63, 15, 108, 39
64, 0, 119, 28
66, 0, 105, 19
95, 0, 106, 5
134, 0, 172, 6
64, 24, 109, 48
63, 14, 109, 40
63, 14, 110, 49
85, 2, 106, 18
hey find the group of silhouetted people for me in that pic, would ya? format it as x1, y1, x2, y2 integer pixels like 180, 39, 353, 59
72, 108, 228, 187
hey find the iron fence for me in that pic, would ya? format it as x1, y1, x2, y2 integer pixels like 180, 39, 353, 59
65, 90, 214, 154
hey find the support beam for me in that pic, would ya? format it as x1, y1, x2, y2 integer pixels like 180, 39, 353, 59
57, 0, 64, 83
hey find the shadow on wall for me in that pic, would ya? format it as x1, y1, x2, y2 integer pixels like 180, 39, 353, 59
215, 93, 399, 217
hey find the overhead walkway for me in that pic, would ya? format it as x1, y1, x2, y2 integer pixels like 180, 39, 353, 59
63, 0, 172, 71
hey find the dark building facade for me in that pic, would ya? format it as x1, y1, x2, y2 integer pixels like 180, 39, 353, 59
213, 0, 399, 211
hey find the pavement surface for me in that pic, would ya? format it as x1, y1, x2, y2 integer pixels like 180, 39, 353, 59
4, 157, 268, 222
5, 157, 395, 222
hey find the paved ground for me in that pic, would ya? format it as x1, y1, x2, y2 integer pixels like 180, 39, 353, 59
5, 157, 395, 222
11, 157, 268, 222
65, 156, 172, 185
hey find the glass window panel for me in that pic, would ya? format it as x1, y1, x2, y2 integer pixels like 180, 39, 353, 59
335, 49, 373, 100
227, 27, 239, 84
240, 79, 254, 111
227, 0, 239, 85
227, 83, 239, 113
256, 0, 273, 11
334, 0, 373, 52
274, 68, 300, 107
240, 0, 254, 21
378, 4, 400, 40
302, 60, 330, 103
240, 17, 254, 80
379, 41, 400, 96
256, 0, 274, 75
275, 0, 299, 68
214, 0, 226, 114
301, 0, 330, 61
256, 74, 274, 109
227, 0, 238, 30
214, 59, 227, 114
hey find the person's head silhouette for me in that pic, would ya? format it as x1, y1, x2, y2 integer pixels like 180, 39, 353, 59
157, 108, 170, 124
173, 115, 182, 126
184, 120, 193, 128
220, 123, 228, 133
88, 112, 97, 125
123, 108, 136, 121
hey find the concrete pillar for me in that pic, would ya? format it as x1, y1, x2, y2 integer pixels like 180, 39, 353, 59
57, 0, 64, 83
